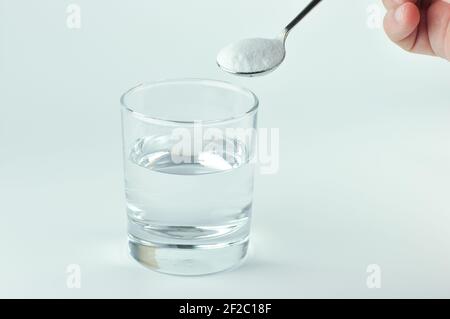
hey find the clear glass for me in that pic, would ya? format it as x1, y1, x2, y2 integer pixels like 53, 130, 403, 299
120, 79, 258, 275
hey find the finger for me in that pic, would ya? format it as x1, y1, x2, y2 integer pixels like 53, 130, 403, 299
384, 2, 421, 50
427, 0, 450, 60
382, 0, 418, 10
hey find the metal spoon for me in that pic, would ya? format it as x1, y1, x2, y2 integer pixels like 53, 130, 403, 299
217, 0, 322, 77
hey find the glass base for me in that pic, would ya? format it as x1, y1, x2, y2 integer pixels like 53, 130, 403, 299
128, 235, 249, 276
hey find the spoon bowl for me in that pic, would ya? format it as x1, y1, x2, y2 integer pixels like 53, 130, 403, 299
217, 0, 322, 77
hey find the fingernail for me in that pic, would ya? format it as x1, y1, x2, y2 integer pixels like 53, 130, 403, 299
394, 6, 404, 23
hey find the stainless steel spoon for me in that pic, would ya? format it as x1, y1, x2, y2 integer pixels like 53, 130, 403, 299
217, 0, 322, 77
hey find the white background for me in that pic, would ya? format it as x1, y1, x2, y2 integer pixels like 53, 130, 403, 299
1, 0, 449, 298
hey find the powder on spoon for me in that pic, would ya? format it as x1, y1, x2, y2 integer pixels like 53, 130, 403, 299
217, 38, 285, 75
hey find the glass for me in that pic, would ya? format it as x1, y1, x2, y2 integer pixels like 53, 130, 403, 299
120, 79, 258, 275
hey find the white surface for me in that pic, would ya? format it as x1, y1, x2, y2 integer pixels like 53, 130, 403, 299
1, 0, 450, 298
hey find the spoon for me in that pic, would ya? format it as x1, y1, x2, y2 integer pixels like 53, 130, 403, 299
217, 0, 322, 77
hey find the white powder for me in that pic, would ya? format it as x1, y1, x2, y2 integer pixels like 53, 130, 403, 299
217, 38, 285, 75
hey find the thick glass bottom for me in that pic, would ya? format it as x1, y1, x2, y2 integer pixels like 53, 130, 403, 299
128, 235, 249, 276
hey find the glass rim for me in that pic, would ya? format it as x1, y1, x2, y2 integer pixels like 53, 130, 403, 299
120, 78, 259, 125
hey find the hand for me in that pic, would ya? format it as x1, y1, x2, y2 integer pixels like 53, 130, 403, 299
383, 0, 450, 60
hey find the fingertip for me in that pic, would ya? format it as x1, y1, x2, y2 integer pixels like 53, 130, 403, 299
384, 2, 420, 42
395, 2, 420, 26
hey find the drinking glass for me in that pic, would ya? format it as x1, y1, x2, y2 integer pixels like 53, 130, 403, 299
120, 79, 258, 275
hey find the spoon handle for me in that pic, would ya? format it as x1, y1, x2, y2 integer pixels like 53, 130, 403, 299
284, 0, 322, 36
